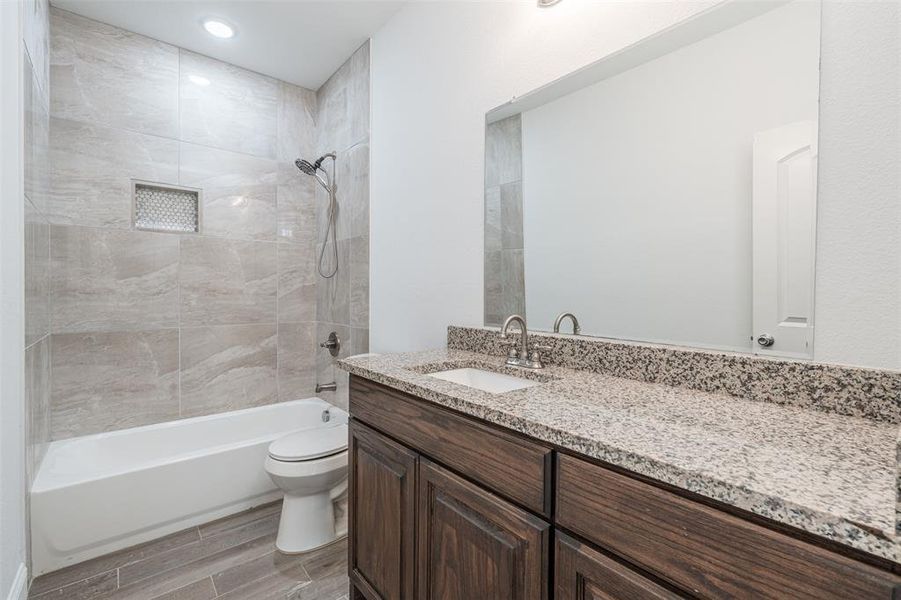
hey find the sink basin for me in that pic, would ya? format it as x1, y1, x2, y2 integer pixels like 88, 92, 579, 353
427, 368, 541, 394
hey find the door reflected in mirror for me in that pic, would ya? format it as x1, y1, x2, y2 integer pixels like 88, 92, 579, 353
484, 0, 821, 358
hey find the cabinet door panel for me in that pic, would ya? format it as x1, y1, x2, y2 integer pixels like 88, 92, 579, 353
555, 532, 681, 600
350, 421, 417, 600
417, 459, 549, 600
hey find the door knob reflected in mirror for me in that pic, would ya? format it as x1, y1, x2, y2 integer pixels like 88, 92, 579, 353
757, 333, 775, 348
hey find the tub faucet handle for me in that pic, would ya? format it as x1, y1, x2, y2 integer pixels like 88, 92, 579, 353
320, 332, 341, 357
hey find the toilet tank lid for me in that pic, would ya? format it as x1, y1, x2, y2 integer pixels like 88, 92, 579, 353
268, 425, 348, 462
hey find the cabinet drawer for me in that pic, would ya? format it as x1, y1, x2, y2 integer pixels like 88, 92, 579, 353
556, 454, 901, 599
555, 532, 681, 600
350, 375, 553, 516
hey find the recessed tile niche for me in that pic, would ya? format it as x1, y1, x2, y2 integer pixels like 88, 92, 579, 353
133, 181, 201, 233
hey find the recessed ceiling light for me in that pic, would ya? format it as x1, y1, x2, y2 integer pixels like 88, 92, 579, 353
188, 75, 210, 86
203, 19, 234, 39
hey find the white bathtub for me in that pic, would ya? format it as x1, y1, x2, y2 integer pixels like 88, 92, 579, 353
31, 398, 348, 576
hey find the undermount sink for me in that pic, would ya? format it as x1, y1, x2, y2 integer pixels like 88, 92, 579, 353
427, 368, 541, 394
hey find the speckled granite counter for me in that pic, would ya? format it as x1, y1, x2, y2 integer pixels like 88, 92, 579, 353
339, 348, 901, 563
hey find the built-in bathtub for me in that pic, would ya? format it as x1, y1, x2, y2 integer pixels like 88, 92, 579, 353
30, 398, 347, 576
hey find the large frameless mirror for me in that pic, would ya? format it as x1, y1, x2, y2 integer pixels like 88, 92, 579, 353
484, 0, 821, 358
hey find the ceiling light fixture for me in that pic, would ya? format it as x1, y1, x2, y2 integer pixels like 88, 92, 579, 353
537, 0, 562, 6
188, 75, 210, 86
203, 19, 234, 39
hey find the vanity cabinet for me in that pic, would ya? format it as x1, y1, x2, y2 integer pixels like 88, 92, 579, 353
348, 376, 901, 600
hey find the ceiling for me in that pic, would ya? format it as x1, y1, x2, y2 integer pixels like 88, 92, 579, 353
50, 0, 406, 90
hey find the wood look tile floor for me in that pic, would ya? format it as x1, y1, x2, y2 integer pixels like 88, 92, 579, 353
29, 502, 349, 600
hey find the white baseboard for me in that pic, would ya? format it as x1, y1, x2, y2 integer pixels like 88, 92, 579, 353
5, 563, 28, 600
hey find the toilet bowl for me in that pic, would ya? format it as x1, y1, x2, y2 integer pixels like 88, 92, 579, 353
264, 416, 348, 554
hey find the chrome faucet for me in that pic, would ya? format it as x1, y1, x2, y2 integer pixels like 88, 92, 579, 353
553, 312, 581, 335
500, 314, 549, 369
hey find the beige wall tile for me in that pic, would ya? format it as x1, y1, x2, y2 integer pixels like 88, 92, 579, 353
39, 9, 367, 437
277, 81, 316, 164
350, 327, 369, 357
484, 185, 501, 253
500, 181, 523, 250
25, 335, 51, 484
485, 113, 522, 188
277, 176, 317, 246
179, 50, 278, 159
50, 225, 179, 333
50, 8, 178, 137
24, 0, 50, 100
316, 42, 369, 155
179, 143, 278, 241
50, 330, 179, 439
277, 322, 316, 401
277, 243, 316, 323
25, 50, 50, 215
180, 324, 278, 417
25, 201, 50, 346
336, 142, 369, 241
179, 236, 277, 326
315, 239, 349, 325
349, 236, 368, 329
49, 116, 179, 228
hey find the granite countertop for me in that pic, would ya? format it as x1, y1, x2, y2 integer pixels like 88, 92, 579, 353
339, 348, 901, 563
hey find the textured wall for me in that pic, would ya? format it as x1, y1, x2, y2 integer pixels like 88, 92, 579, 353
814, 0, 900, 369
46, 9, 369, 438
371, 1, 900, 369
314, 42, 371, 410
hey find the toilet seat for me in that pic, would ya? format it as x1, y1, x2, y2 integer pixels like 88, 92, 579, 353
268, 425, 348, 462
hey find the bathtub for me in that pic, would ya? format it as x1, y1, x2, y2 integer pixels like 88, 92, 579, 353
30, 398, 348, 576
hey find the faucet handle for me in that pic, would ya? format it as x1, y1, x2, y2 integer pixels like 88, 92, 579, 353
500, 337, 518, 358
529, 343, 552, 362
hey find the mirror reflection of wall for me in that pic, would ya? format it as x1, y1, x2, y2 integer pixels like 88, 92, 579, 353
484, 115, 525, 327
484, 0, 821, 357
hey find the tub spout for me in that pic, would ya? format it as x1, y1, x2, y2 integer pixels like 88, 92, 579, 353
316, 382, 337, 393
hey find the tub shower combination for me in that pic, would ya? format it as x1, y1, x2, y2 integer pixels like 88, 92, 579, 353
31, 399, 348, 576
32, 150, 354, 577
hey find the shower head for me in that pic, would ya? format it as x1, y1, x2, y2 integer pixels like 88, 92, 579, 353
295, 153, 337, 176
294, 158, 318, 176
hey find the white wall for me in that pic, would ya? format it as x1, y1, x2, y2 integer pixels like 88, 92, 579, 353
0, 0, 29, 598
521, 1, 819, 352
370, 0, 718, 353
814, 0, 900, 369
371, 0, 901, 369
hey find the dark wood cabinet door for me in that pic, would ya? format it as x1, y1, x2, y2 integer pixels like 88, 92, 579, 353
417, 459, 550, 600
555, 533, 681, 600
349, 420, 417, 600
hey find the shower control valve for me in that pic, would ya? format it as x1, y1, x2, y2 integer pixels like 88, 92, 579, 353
320, 331, 341, 357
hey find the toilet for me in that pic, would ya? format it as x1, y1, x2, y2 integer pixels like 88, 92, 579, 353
264, 414, 349, 554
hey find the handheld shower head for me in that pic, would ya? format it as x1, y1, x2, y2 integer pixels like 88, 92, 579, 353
294, 158, 318, 176
295, 152, 340, 279
295, 154, 336, 176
